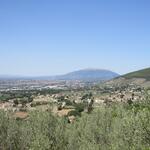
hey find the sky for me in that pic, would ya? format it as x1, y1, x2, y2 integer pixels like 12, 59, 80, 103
0, 0, 150, 76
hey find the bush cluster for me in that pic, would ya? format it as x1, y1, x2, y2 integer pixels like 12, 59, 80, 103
0, 95, 150, 150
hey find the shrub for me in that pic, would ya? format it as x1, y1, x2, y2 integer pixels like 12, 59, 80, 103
63, 99, 73, 106
0, 93, 150, 150
68, 110, 81, 117
74, 103, 86, 113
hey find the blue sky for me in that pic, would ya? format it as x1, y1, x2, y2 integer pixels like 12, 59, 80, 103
0, 0, 150, 76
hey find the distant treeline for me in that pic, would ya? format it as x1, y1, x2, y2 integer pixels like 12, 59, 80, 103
0, 89, 63, 102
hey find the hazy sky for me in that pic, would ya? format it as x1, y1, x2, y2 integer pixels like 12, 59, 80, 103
0, 0, 150, 76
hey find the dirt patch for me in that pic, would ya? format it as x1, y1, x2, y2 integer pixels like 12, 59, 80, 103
14, 112, 28, 119
57, 109, 74, 117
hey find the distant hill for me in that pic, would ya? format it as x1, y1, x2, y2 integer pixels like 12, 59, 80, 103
52, 69, 119, 81
0, 75, 25, 80
0, 69, 119, 81
123, 68, 150, 81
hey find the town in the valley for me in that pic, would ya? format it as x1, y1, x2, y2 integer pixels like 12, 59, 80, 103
0, 76, 149, 122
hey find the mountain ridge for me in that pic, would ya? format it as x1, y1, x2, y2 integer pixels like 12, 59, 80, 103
54, 69, 119, 81
0, 69, 119, 81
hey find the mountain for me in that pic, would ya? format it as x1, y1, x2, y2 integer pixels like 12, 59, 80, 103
0, 69, 119, 81
123, 68, 150, 81
52, 69, 119, 81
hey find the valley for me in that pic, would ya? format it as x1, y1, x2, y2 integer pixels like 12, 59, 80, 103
0, 68, 149, 120
0, 68, 150, 149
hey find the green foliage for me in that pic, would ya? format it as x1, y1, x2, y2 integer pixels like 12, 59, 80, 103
63, 99, 73, 106
0, 89, 62, 102
68, 110, 81, 117
66, 104, 150, 150
81, 92, 93, 100
74, 103, 86, 113
0, 94, 12, 101
13, 99, 19, 105
57, 96, 65, 102
0, 111, 67, 150
0, 93, 150, 150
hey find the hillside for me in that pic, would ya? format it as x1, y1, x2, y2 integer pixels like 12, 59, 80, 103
53, 69, 119, 81
123, 68, 150, 81
106, 68, 150, 88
